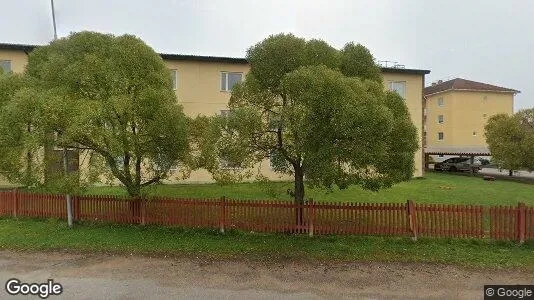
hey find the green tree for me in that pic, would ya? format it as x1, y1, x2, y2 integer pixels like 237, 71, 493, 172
0, 72, 41, 186
198, 34, 418, 217
340, 42, 382, 83
485, 109, 534, 174
0, 31, 190, 197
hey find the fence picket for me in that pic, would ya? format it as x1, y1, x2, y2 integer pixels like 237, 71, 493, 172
0, 191, 532, 241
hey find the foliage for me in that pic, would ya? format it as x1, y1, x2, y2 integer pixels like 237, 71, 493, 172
340, 42, 382, 83
485, 108, 534, 172
0, 31, 190, 197
196, 33, 418, 203
0, 73, 43, 186
83, 172, 534, 207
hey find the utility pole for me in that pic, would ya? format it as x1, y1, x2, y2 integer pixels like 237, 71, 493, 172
51, 0, 73, 228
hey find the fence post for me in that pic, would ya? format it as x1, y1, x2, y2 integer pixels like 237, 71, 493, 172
308, 199, 315, 237
140, 199, 146, 226
407, 199, 418, 241
73, 195, 80, 221
518, 202, 526, 244
12, 189, 18, 218
219, 196, 226, 234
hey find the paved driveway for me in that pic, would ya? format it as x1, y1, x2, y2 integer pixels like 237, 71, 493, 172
480, 167, 534, 179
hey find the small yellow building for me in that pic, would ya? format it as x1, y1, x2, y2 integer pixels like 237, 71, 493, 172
1, 42, 429, 184
423, 78, 518, 162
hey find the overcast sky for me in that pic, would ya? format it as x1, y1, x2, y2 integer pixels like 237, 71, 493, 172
1, 0, 532, 110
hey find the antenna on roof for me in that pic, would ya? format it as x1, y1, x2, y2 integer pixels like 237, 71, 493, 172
377, 60, 405, 68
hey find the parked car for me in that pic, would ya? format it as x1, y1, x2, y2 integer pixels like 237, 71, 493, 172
434, 157, 482, 172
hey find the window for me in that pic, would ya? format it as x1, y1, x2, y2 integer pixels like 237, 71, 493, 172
438, 154, 444, 158
437, 97, 444, 107
483, 113, 487, 118
219, 157, 242, 169
221, 72, 243, 91
0, 60, 11, 73
438, 132, 444, 141
170, 70, 178, 90
472, 131, 477, 136
115, 156, 124, 169
220, 110, 232, 129
438, 115, 444, 124
219, 110, 232, 117
388, 81, 406, 98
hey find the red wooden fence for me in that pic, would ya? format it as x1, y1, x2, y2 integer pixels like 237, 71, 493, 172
0, 190, 531, 242
415, 204, 484, 238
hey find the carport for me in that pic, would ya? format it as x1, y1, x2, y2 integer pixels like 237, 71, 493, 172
424, 146, 491, 172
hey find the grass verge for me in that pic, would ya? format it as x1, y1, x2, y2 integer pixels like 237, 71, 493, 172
1, 217, 533, 269
84, 172, 534, 206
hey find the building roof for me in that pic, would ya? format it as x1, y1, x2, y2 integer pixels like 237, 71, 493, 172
424, 78, 519, 96
0, 42, 429, 74
381, 67, 430, 75
424, 146, 490, 156
0, 42, 38, 52
160, 53, 248, 64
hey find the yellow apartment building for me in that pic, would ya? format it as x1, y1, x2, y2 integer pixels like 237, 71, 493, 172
423, 78, 518, 163
1, 42, 430, 184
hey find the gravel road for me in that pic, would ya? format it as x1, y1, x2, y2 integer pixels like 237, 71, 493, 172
0, 250, 532, 299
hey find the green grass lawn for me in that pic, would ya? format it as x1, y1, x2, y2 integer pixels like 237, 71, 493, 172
85, 172, 534, 206
0, 217, 533, 269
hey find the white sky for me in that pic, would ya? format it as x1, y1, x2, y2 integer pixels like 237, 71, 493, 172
1, 0, 532, 110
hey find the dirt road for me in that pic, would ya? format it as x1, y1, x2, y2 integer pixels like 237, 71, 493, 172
0, 250, 532, 299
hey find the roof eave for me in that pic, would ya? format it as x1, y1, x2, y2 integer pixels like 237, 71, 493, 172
160, 53, 248, 64
380, 67, 430, 75
425, 88, 519, 97
0, 43, 432, 73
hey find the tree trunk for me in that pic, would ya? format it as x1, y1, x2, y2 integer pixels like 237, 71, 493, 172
126, 184, 142, 222
294, 165, 305, 229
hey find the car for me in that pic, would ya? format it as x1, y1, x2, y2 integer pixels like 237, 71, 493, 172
434, 157, 482, 172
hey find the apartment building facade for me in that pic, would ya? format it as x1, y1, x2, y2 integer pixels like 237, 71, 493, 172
1, 42, 429, 184
424, 78, 518, 162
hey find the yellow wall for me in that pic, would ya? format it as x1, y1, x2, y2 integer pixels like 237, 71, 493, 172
0, 50, 29, 185
167, 60, 425, 181
0, 48, 425, 183
0, 49, 29, 73
382, 73, 424, 177
165, 60, 249, 116
425, 90, 514, 148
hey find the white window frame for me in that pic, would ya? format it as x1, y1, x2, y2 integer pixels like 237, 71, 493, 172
388, 81, 406, 99
437, 97, 444, 107
220, 71, 243, 92
438, 132, 444, 141
219, 157, 242, 170
170, 69, 178, 90
438, 115, 444, 124
219, 109, 232, 117
0, 60, 12, 73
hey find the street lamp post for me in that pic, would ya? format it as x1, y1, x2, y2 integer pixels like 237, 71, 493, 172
51, 0, 58, 40
50, 0, 73, 228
